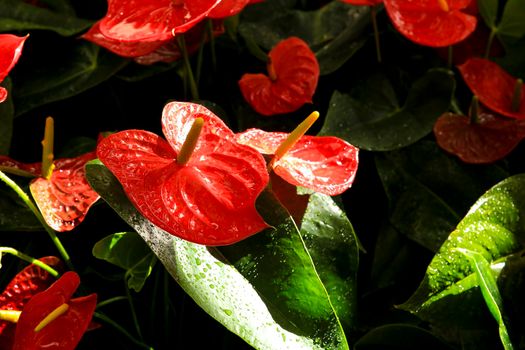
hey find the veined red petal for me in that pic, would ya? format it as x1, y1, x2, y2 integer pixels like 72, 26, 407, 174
13, 272, 97, 350
384, 0, 476, 47
29, 152, 100, 232
208, 0, 251, 18
434, 111, 525, 164
98, 0, 222, 43
97, 110, 269, 245
339, 0, 382, 5
237, 129, 359, 195
0, 257, 62, 350
458, 58, 525, 119
239, 37, 319, 116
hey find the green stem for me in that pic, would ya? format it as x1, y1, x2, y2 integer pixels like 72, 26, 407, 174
195, 27, 208, 85
371, 6, 382, 63
0, 166, 36, 178
125, 280, 143, 340
469, 95, 479, 124
447, 45, 453, 69
96, 296, 127, 309
94, 312, 154, 350
207, 19, 217, 71
0, 170, 73, 270
485, 29, 496, 59
0, 247, 59, 277
177, 35, 199, 100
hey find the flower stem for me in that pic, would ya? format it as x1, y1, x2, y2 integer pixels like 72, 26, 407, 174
268, 111, 320, 170
485, 29, 496, 59
512, 78, 522, 112
177, 118, 204, 165
94, 312, 154, 350
177, 35, 199, 100
207, 19, 217, 71
0, 247, 59, 277
447, 45, 453, 69
371, 6, 382, 63
469, 95, 479, 124
0, 170, 73, 270
96, 296, 127, 309
41, 116, 55, 180
125, 280, 143, 341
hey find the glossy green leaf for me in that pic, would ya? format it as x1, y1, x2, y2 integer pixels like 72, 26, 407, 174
299, 193, 359, 331
14, 42, 128, 116
85, 160, 348, 350
239, 2, 369, 75
477, 0, 499, 29
375, 140, 508, 251
400, 174, 525, 329
320, 69, 455, 151
455, 248, 514, 350
0, 78, 13, 154
354, 324, 453, 350
0, 0, 92, 36
0, 186, 41, 231
498, 0, 525, 39
92, 231, 157, 292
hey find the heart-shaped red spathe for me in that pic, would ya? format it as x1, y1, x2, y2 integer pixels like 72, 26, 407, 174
98, 0, 222, 44
13, 271, 97, 350
434, 111, 525, 164
97, 102, 269, 246
383, 0, 477, 47
339, 0, 382, 5
236, 129, 359, 196
208, 0, 251, 18
239, 37, 320, 116
0, 34, 28, 103
458, 58, 525, 119
0, 152, 100, 232
0, 257, 62, 350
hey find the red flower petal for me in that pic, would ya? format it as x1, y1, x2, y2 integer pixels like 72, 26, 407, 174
208, 0, 251, 18
98, 0, 222, 44
0, 257, 62, 349
458, 58, 525, 119
339, 0, 382, 5
384, 0, 477, 47
97, 102, 269, 245
29, 152, 100, 232
0, 34, 28, 103
13, 271, 97, 350
434, 111, 525, 164
82, 21, 169, 58
236, 129, 359, 195
239, 37, 319, 116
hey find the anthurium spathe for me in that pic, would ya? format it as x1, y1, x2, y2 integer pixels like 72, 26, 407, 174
239, 37, 320, 116
458, 58, 525, 119
0, 257, 62, 349
236, 128, 359, 196
383, 0, 477, 47
97, 102, 269, 246
96, 0, 222, 45
0, 34, 28, 103
12, 271, 97, 350
208, 0, 251, 18
434, 109, 525, 164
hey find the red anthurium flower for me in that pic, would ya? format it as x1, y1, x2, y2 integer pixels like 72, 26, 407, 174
0, 151, 100, 232
96, 0, 222, 46
434, 110, 525, 164
458, 58, 525, 119
12, 271, 97, 350
239, 37, 319, 116
383, 0, 477, 47
208, 0, 251, 18
236, 128, 359, 196
97, 102, 269, 246
0, 34, 28, 103
339, 0, 382, 5
0, 257, 62, 349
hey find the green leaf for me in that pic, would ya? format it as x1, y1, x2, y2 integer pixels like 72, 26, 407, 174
85, 160, 349, 350
0, 78, 14, 154
239, 2, 369, 75
375, 140, 508, 251
299, 193, 359, 331
0, 0, 92, 36
400, 174, 525, 330
477, 0, 499, 29
320, 69, 455, 151
498, 0, 525, 39
354, 324, 453, 350
455, 248, 514, 350
92, 232, 157, 292
14, 42, 128, 116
